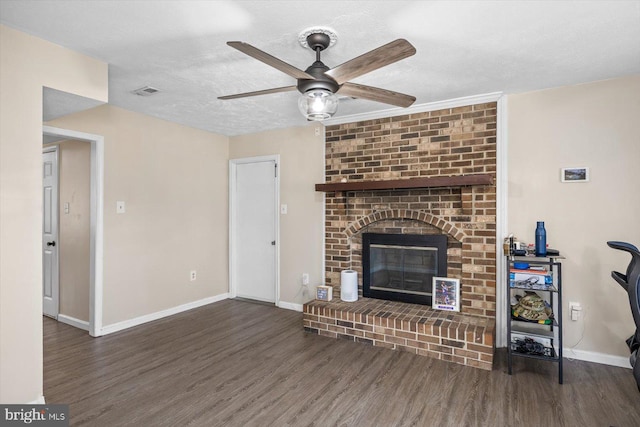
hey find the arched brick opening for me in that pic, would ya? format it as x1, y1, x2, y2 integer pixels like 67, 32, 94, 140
343, 209, 466, 242
342, 210, 465, 302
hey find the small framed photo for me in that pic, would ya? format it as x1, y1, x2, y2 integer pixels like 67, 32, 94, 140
432, 277, 460, 311
316, 285, 333, 301
561, 167, 589, 183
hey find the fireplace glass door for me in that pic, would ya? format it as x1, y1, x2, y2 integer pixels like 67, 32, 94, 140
370, 245, 437, 296
363, 233, 447, 305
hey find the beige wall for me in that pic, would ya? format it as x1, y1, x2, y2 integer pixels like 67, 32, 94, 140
229, 125, 325, 306
507, 74, 640, 360
0, 25, 108, 403
57, 140, 91, 322
47, 105, 229, 325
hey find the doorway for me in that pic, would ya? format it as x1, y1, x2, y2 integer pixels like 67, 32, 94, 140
42, 125, 104, 337
229, 155, 280, 304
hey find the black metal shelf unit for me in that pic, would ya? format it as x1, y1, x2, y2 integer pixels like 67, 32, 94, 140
506, 255, 564, 384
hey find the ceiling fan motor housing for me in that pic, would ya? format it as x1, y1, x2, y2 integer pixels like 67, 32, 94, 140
297, 61, 339, 94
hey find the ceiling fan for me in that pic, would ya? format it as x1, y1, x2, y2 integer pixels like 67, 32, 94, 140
218, 28, 417, 121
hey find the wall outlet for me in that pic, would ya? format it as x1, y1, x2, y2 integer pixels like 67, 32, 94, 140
302, 273, 309, 285
569, 302, 582, 321
190, 270, 197, 281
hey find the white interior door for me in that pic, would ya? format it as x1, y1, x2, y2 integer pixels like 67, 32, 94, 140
234, 159, 277, 303
43, 148, 59, 318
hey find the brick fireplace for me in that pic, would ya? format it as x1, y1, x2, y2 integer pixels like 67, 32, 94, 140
303, 102, 497, 370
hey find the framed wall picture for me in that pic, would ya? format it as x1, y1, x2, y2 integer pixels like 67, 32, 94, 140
561, 167, 589, 183
432, 277, 460, 311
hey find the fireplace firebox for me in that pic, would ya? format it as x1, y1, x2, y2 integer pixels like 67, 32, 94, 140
362, 233, 447, 306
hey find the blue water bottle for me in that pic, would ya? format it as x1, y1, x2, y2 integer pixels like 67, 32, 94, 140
535, 221, 547, 257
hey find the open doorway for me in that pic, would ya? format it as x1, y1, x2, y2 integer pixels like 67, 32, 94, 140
42, 125, 104, 337
43, 138, 92, 330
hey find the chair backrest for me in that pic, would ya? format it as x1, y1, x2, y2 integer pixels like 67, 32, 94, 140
628, 251, 640, 338
607, 241, 639, 283
607, 241, 640, 338
630, 254, 640, 391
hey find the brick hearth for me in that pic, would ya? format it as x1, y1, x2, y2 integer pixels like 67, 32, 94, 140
303, 298, 494, 370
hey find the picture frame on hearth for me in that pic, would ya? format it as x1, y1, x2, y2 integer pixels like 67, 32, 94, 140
432, 277, 460, 312
316, 285, 333, 301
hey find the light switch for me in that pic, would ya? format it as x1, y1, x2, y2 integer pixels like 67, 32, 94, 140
64, 202, 70, 214
280, 204, 288, 214
116, 201, 126, 214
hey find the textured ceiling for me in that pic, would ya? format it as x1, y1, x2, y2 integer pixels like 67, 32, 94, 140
2, 1, 639, 136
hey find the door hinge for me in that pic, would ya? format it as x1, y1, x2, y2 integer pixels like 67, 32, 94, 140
274, 163, 278, 178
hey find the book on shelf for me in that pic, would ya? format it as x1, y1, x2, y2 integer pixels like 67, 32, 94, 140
509, 267, 549, 275
510, 268, 553, 285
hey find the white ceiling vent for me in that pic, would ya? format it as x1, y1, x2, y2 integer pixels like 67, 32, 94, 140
131, 86, 160, 96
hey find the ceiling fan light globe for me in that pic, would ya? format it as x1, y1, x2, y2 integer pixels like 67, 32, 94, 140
298, 89, 338, 121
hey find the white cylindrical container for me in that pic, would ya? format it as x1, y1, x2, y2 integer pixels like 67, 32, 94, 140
340, 270, 358, 302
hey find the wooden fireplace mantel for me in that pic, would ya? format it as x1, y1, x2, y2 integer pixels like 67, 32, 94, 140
315, 174, 494, 193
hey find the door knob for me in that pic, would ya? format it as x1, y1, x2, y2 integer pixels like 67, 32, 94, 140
47, 241, 56, 247
271, 241, 276, 246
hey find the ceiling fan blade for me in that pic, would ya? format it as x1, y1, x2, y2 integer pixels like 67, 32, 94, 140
325, 39, 416, 85
227, 41, 315, 80
218, 85, 298, 100
338, 82, 416, 108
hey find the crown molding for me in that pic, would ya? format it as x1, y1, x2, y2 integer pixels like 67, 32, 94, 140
323, 92, 503, 126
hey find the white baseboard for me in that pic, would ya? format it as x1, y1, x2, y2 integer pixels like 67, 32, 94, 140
100, 293, 229, 335
277, 301, 303, 312
58, 314, 89, 331
28, 396, 46, 404
563, 347, 632, 369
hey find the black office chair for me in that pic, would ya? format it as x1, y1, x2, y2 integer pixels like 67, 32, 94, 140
607, 241, 640, 391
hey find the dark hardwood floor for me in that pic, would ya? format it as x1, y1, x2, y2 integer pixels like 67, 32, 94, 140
44, 299, 640, 426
